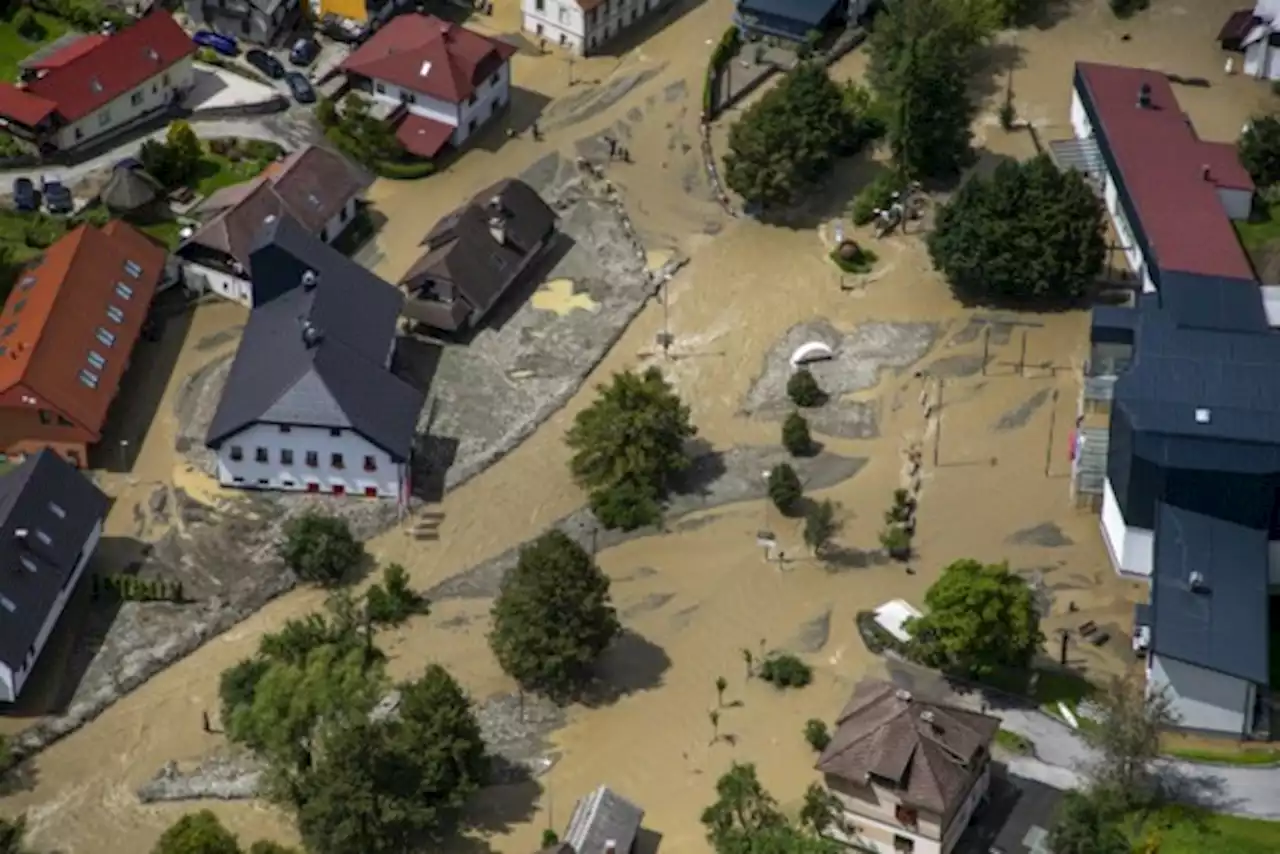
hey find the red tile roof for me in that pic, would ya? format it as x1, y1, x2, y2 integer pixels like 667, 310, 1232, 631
395, 112, 454, 158
340, 13, 517, 104
8, 12, 195, 126
27, 34, 108, 71
0, 223, 165, 438
1077, 62, 1256, 282
0, 83, 57, 127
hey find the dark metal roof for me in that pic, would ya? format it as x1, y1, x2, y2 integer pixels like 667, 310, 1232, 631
563, 786, 644, 854
986, 774, 1063, 854
1151, 502, 1270, 685
1156, 271, 1269, 333
205, 217, 425, 460
0, 450, 108, 671
737, 0, 842, 27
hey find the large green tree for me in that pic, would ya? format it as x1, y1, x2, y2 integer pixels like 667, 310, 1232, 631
1239, 114, 1280, 189
701, 763, 841, 854
279, 512, 365, 585
0, 816, 31, 854
1080, 674, 1178, 810
723, 63, 860, 209
294, 666, 488, 854
904, 558, 1044, 678
928, 155, 1106, 303
489, 530, 621, 700
1047, 791, 1130, 854
152, 811, 240, 854
566, 366, 696, 530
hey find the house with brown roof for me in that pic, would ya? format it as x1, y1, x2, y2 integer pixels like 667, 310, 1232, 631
400, 178, 556, 332
339, 14, 517, 161
0, 222, 166, 467
177, 144, 373, 307
0, 12, 195, 152
815, 680, 998, 854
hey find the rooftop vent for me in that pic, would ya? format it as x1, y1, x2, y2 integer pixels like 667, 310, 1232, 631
301, 323, 323, 348
13, 528, 27, 540
302, 270, 318, 290
1194, 407, 1211, 424
146, 47, 159, 62
1189, 571, 1208, 592
419, 60, 432, 77
895, 689, 912, 702
1137, 82, 1152, 108
920, 710, 935, 724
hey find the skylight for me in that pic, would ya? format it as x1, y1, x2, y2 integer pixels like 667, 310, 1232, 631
79, 368, 99, 388
95, 327, 115, 347
106, 305, 124, 323
90, 78, 103, 93
146, 47, 159, 61
48, 501, 65, 519
87, 350, 105, 370
115, 282, 133, 300
124, 260, 142, 279
18, 275, 35, 290
18, 557, 35, 574
419, 61, 433, 77
0, 594, 16, 612
35, 530, 50, 546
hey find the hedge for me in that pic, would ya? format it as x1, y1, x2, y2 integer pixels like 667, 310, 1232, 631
30, 0, 130, 33
374, 159, 436, 179
702, 26, 742, 118
855, 610, 909, 656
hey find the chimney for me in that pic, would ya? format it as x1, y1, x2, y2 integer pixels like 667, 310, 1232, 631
895, 689, 912, 702
1189, 571, 1207, 592
1137, 83, 1152, 109
13, 529, 28, 542
1201, 164, 1212, 181
301, 323, 323, 348
302, 269, 318, 290
488, 197, 507, 245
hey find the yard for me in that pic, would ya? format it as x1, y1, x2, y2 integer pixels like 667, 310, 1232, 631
0, 11, 69, 82
193, 140, 282, 196
1234, 199, 1280, 252
1132, 808, 1280, 854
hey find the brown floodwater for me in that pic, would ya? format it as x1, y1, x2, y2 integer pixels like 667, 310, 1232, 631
0, 1, 1262, 851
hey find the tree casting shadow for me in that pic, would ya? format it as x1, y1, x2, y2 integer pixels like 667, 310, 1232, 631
581, 630, 672, 708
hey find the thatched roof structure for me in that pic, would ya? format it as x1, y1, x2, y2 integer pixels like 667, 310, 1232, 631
100, 165, 162, 212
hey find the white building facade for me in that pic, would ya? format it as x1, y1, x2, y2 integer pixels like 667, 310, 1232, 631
369, 61, 509, 148
0, 517, 102, 703
1147, 653, 1257, 736
213, 423, 407, 498
57, 57, 195, 150
521, 0, 667, 56
825, 766, 990, 854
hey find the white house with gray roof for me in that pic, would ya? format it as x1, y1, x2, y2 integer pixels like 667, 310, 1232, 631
205, 216, 425, 500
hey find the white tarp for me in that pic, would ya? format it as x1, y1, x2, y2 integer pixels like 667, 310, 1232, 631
873, 598, 922, 643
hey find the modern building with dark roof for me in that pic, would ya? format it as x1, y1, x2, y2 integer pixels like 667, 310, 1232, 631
815, 680, 998, 854
178, 144, 372, 306
185, 0, 303, 46
205, 216, 425, 500
732, 0, 858, 42
1061, 62, 1277, 736
401, 178, 556, 331
0, 450, 109, 703
0, 222, 166, 467
0, 13, 196, 152
339, 14, 517, 160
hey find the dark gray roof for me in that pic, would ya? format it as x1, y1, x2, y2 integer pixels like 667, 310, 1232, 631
737, 0, 841, 27
1113, 300, 1280, 472
1151, 502, 1270, 684
563, 786, 644, 854
205, 217, 424, 460
985, 775, 1063, 854
0, 450, 109, 672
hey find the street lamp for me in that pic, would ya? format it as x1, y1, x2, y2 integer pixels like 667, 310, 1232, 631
119, 439, 129, 472
757, 469, 776, 563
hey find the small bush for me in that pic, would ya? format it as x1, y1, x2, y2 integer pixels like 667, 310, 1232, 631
782, 411, 814, 456
829, 246, 877, 274
804, 718, 831, 751
242, 139, 284, 161
374, 159, 437, 179
196, 46, 222, 65
590, 478, 661, 531
365, 563, 429, 627
849, 173, 899, 226
759, 653, 812, 689
787, 368, 825, 408
804, 499, 837, 555
541, 829, 560, 849
998, 99, 1017, 131
1109, 0, 1149, 18
880, 523, 911, 561
885, 488, 913, 523
855, 609, 908, 655
767, 463, 803, 516
14, 8, 44, 39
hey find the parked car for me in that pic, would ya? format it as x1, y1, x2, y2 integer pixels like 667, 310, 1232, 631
245, 48, 285, 80
321, 14, 367, 44
12, 177, 35, 212
193, 31, 239, 57
285, 72, 316, 104
289, 37, 320, 67
114, 156, 143, 171
41, 176, 72, 214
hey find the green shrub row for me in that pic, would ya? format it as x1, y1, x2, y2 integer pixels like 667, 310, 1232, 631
702, 26, 742, 117
30, 0, 130, 33
91, 574, 185, 603
854, 609, 908, 656
374, 159, 436, 180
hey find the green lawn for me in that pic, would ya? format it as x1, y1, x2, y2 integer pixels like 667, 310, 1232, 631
136, 218, 185, 250
993, 728, 1033, 755
1235, 200, 1280, 251
1162, 744, 1280, 766
1133, 808, 1280, 854
0, 13, 71, 82
193, 149, 275, 196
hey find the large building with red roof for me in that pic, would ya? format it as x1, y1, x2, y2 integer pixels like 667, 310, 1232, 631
0, 222, 166, 467
339, 14, 517, 160
0, 12, 195, 152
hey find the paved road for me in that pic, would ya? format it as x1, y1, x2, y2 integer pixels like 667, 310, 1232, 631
0, 110, 320, 185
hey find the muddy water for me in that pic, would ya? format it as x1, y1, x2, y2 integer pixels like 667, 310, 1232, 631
0, 1, 1257, 851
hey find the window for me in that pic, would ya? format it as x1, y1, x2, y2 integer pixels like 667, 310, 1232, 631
305, 451, 319, 467
892, 836, 915, 853
152, 83, 158, 94
339, 206, 349, 222
258, 478, 269, 485
365, 486, 378, 497
130, 92, 143, 107
329, 428, 341, 437
87, 351, 106, 370
363, 455, 377, 472
240, 19, 250, 34
375, 82, 387, 94
467, 93, 476, 106
19, 557, 36, 573
558, 5, 569, 23
48, 501, 65, 519
99, 110, 111, 127
255, 447, 268, 463
12, 299, 25, 314
35, 530, 51, 546
115, 282, 133, 300
306, 482, 320, 492
281, 478, 294, 487
230, 446, 244, 461
535, 0, 543, 10
38, 410, 51, 425
332, 484, 345, 495
0, 595, 15, 613
469, 118, 477, 134
279, 425, 292, 433
233, 476, 245, 483
107, 305, 125, 323
163, 73, 170, 86
124, 260, 143, 278
75, 128, 83, 141
96, 327, 115, 347
78, 369, 99, 388
280, 449, 293, 464
330, 453, 345, 469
